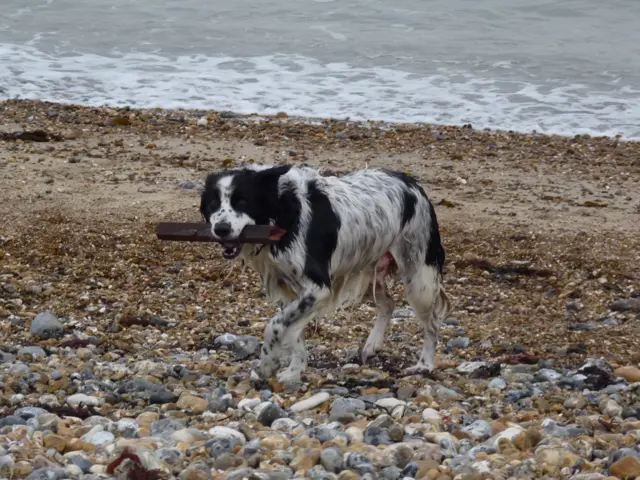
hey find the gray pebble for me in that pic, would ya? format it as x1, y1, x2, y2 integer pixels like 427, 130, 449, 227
17, 346, 47, 360
364, 426, 392, 446
258, 403, 287, 427
29, 312, 64, 339
320, 447, 343, 473
447, 337, 470, 349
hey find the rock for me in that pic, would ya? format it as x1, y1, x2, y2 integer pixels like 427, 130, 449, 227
381, 443, 414, 469
320, 448, 343, 473
487, 378, 507, 390
213, 333, 260, 360
67, 455, 93, 474
375, 398, 406, 410
0, 415, 27, 427
260, 435, 291, 451
215, 453, 244, 471
17, 346, 46, 359
66, 394, 102, 408
610, 298, 640, 312
381, 466, 402, 480
609, 456, 640, 479
25, 467, 66, 480
330, 398, 366, 421
81, 430, 115, 445
576, 358, 616, 390
209, 426, 246, 445
600, 398, 623, 418
456, 361, 487, 374
29, 312, 64, 339
421, 408, 441, 427
149, 388, 178, 404
258, 403, 287, 426
176, 394, 208, 414
447, 337, 470, 349
43, 434, 67, 453
461, 420, 492, 441
364, 426, 392, 446
345, 453, 374, 475
291, 392, 331, 412
0, 350, 16, 363
614, 366, 640, 383
206, 437, 236, 459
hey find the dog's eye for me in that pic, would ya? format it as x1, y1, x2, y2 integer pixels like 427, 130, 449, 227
235, 198, 248, 208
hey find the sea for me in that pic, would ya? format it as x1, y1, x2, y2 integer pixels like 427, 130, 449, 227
2, 0, 640, 139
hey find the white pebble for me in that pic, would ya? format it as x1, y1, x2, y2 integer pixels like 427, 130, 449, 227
375, 398, 406, 409
237, 398, 261, 411
67, 393, 103, 408
208, 426, 246, 445
290, 392, 331, 412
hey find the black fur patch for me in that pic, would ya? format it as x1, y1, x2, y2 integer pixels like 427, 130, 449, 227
426, 201, 445, 275
303, 180, 341, 288
382, 168, 445, 275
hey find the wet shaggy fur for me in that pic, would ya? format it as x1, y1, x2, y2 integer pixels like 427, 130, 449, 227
200, 164, 451, 384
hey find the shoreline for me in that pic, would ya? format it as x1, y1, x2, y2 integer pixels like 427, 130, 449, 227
2, 97, 638, 144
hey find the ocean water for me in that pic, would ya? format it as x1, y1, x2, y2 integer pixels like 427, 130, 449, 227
2, 0, 640, 139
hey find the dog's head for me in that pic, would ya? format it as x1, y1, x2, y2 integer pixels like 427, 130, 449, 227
200, 165, 287, 259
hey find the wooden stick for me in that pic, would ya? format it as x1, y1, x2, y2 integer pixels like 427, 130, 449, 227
156, 222, 286, 244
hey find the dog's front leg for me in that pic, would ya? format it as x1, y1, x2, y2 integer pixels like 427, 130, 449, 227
259, 291, 323, 383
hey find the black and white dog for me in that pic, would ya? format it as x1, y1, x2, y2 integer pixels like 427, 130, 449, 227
200, 164, 450, 384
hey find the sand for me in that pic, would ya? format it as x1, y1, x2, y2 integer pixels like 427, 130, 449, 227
1, 99, 639, 367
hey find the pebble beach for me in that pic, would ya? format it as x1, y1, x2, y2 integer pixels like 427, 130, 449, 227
1, 99, 640, 479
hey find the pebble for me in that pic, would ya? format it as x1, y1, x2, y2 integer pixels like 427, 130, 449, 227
614, 365, 640, 382
258, 403, 287, 426
291, 392, 331, 412
29, 311, 64, 339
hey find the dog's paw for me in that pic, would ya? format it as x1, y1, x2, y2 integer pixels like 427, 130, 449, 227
258, 357, 278, 379
361, 340, 382, 365
276, 368, 302, 386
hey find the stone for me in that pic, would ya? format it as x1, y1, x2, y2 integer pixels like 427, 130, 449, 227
291, 392, 331, 412
29, 312, 64, 339
461, 420, 492, 441
609, 456, 640, 479
149, 389, 178, 404
321, 447, 344, 473
43, 434, 67, 453
25, 467, 66, 480
209, 426, 246, 445
17, 346, 46, 359
614, 366, 640, 383
381, 443, 414, 469
215, 453, 244, 471
488, 377, 507, 390
447, 337, 470, 349
176, 394, 208, 414
81, 430, 115, 445
422, 408, 442, 427
258, 403, 287, 426
261, 435, 291, 451
345, 453, 374, 475
330, 398, 366, 420
610, 298, 640, 312
66, 394, 102, 408
364, 426, 392, 446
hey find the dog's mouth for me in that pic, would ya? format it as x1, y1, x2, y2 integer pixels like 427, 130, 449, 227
221, 242, 243, 260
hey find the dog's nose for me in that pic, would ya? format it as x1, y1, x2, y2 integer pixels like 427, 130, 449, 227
213, 222, 232, 238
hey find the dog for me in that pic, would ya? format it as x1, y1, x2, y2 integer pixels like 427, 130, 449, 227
200, 164, 451, 384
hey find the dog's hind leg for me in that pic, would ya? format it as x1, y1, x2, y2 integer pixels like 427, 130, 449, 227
361, 253, 396, 364
401, 264, 450, 375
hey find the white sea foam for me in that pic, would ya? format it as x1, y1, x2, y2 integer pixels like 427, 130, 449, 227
1, 43, 639, 139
